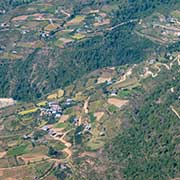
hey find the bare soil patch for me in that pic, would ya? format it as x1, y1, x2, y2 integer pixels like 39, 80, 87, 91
59, 115, 69, 123
19, 154, 49, 164
0, 98, 15, 109
84, 97, 90, 114
12, 15, 28, 21
0, 152, 6, 158
79, 151, 97, 158
0, 170, 3, 176
59, 38, 73, 44
108, 98, 128, 108
94, 112, 104, 121
97, 77, 111, 84
12, 13, 45, 22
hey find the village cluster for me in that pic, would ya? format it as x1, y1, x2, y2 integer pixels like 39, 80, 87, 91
0, 5, 112, 60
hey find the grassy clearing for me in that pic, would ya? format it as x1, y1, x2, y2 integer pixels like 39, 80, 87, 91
49, 140, 66, 151
89, 112, 96, 123
171, 10, 180, 20
18, 108, 39, 115
113, 78, 140, 89
44, 23, 59, 31
89, 100, 106, 113
108, 105, 118, 113
47, 89, 64, 100
87, 139, 105, 150
55, 122, 67, 129
72, 33, 85, 40
16, 41, 44, 49
36, 101, 47, 107
117, 89, 131, 98
0, 53, 23, 60
66, 15, 85, 25
34, 161, 53, 178
22, 117, 33, 121
7, 144, 29, 156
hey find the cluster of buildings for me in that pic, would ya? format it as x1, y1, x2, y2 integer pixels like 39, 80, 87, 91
41, 125, 63, 138
39, 31, 50, 39
39, 98, 75, 118
40, 101, 62, 118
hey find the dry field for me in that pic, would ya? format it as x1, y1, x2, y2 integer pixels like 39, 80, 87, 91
65, 15, 85, 26
0, 165, 35, 180
79, 151, 97, 158
94, 112, 104, 121
97, 77, 112, 84
0, 98, 16, 109
58, 38, 73, 44
19, 154, 49, 164
0, 152, 6, 158
94, 19, 110, 27
107, 98, 128, 108
12, 15, 28, 21
59, 115, 69, 123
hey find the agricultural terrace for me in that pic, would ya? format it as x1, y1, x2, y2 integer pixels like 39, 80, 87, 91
0, 1, 113, 61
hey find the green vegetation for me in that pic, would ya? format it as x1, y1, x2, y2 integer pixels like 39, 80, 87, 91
108, 105, 118, 113
105, 63, 180, 180
7, 143, 29, 156
117, 89, 131, 98
33, 130, 47, 140
34, 161, 53, 178
55, 122, 68, 129
54, 165, 72, 180
1, 0, 177, 101
0, 1, 180, 180
89, 112, 96, 123
18, 108, 39, 115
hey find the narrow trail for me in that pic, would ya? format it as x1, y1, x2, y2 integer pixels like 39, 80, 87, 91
107, 19, 139, 31
54, 130, 72, 160
171, 106, 180, 120
83, 97, 90, 114
145, 62, 171, 78
114, 68, 132, 84
60, 9, 71, 17
39, 161, 56, 180
78, 96, 90, 125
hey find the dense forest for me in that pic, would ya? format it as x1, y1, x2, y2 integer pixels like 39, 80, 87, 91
0, 0, 37, 9
105, 65, 180, 179
0, 25, 159, 101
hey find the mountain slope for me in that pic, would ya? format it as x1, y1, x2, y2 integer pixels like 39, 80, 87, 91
0, 0, 179, 101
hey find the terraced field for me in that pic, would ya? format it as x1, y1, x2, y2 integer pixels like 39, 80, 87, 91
1, 51, 180, 179
0, 1, 180, 180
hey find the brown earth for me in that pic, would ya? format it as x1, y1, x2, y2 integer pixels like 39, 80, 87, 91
59, 115, 69, 123
0, 152, 6, 158
94, 112, 104, 121
19, 154, 49, 164
108, 98, 128, 108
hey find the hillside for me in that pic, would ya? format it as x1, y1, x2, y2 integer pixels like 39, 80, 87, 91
0, 49, 180, 179
0, 1, 180, 180
0, 0, 179, 101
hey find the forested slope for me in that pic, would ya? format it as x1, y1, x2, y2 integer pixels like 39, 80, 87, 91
105, 63, 180, 180
0, 0, 179, 101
